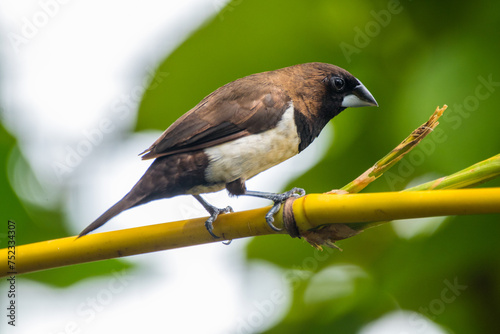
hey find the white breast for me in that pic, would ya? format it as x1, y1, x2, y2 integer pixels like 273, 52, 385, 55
203, 103, 300, 185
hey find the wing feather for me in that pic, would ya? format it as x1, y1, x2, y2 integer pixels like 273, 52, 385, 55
140, 75, 291, 160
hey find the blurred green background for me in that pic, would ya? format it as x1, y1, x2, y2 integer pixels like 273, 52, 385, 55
2, 0, 500, 332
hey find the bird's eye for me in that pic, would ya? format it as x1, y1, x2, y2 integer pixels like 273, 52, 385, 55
332, 77, 345, 91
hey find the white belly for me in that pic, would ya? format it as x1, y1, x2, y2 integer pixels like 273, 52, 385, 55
203, 103, 300, 184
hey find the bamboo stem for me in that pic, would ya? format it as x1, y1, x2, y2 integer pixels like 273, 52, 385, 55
1, 188, 499, 277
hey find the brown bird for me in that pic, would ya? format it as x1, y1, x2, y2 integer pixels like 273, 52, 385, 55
79, 62, 378, 238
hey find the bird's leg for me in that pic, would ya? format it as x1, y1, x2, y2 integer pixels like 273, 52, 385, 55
243, 188, 306, 231
193, 194, 233, 239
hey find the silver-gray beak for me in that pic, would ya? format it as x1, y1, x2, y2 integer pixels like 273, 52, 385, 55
341, 82, 378, 108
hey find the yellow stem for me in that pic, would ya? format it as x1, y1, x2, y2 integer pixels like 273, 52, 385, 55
1, 188, 499, 277
290, 188, 500, 230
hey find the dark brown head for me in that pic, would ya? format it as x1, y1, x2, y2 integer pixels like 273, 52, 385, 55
267, 62, 378, 151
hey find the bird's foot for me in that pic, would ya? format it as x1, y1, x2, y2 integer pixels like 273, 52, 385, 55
193, 194, 233, 238
204, 205, 233, 239
244, 188, 306, 231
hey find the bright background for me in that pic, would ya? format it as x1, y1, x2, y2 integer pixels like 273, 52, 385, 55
1, 0, 500, 333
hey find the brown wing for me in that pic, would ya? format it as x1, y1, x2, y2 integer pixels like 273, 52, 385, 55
140, 75, 291, 160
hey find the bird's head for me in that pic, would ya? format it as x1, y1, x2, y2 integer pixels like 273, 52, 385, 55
327, 75, 378, 110
311, 62, 378, 112
278, 62, 378, 119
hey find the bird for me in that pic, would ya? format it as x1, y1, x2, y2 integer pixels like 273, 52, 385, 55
79, 62, 378, 239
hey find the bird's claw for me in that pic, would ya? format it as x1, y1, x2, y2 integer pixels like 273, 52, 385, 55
265, 188, 305, 231
204, 205, 233, 239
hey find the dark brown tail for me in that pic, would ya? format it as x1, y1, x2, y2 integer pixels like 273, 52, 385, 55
78, 154, 198, 237
78, 192, 145, 238
78, 156, 170, 238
